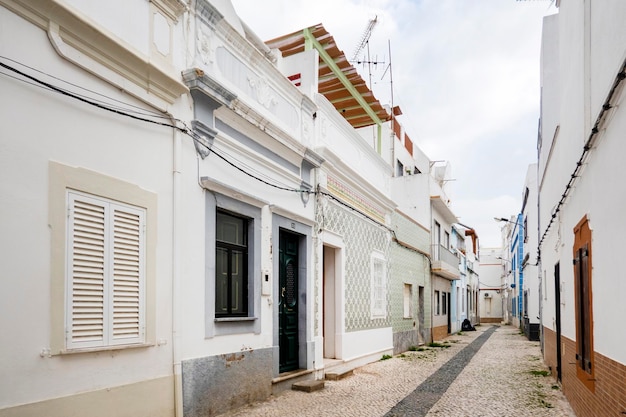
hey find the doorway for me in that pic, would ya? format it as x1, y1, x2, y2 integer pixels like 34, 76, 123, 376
279, 230, 299, 373
323, 245, 340, 359
447, 291, 452, 334
554, 262, 562, 382
418, 286, 425, 344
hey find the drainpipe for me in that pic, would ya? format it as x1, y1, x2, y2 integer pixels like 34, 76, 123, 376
172, 127, 183, 417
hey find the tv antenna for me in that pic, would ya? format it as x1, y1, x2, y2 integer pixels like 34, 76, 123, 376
351, 16, 385, 89
351, 16, 378, 62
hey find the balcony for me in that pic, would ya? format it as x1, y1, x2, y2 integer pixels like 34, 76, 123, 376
431, 244, 460, 280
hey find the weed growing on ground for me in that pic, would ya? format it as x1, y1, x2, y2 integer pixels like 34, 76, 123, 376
380, 354, 392, 361
551, 385, 560, 390
428, 342, 451, 348
528, 382, 554, 409
529, 370, 551, 377
399, 353, 407, 358
457, 331, 464, 336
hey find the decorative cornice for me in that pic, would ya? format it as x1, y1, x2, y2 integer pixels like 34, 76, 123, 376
182, 67, 237, 107
191, 119, 217, 159
1, 0, 188, 108
151, 0, 187, 22
195, 0, 224, 30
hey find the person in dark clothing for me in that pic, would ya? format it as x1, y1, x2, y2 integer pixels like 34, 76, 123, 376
462, 318, 476, 331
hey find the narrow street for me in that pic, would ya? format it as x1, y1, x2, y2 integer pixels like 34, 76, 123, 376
219, 325, 574, 417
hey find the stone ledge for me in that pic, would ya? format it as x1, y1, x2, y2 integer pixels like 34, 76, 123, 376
292, 380, 325, 393
324, 369, 354, 381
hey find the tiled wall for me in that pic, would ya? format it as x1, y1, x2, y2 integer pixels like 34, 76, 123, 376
316, 197, 391, 332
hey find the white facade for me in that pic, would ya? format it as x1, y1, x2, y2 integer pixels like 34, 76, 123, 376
521, 164, 539, 340
538, 2, 626, 415
0, 1, 474, 415
0, 0, 189, 415
478, 248, 504, 323
429, 164, 460, 341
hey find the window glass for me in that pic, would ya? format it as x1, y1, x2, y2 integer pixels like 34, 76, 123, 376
216, 211, 248, 317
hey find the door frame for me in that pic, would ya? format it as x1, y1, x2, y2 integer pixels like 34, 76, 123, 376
271, 214, 311, 376
554, 262, 562, 382
321, 231, 345, 361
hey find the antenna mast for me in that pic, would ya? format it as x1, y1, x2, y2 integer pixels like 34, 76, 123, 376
351, 16, 378, 62
351, 16, 379, 89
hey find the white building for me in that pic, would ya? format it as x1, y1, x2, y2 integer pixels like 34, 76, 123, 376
538, 1, 626, 415
478, 248, 504, 324
521, 164, 539, 341
0, 1, 474, 415
429, 163, 461, 341
0, 0, 189, 415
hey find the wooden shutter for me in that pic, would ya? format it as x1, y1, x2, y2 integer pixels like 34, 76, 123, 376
110, 207, 144, 344
67, 191, 145, 349
67, 194, 107, 349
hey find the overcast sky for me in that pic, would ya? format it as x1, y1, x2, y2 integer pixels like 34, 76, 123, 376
231, 0, 556, 248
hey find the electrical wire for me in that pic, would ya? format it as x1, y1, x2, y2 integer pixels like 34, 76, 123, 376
0, 56, 424, 240
0, 55, 169, 121
537, 57, 626, 262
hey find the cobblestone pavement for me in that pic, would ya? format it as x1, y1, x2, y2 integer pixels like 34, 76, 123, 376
219, 325, 575, 417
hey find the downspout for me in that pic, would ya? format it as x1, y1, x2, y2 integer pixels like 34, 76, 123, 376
172, 127, 183, 417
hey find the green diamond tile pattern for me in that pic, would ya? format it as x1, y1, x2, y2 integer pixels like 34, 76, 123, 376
316, 195, 391, 332
390, 212, 432, 332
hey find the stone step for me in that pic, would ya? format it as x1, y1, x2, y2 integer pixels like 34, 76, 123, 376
292, 379, 325, 393
324, 369, 354, 381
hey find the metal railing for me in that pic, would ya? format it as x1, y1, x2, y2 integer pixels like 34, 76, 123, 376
431, 244, 459, 266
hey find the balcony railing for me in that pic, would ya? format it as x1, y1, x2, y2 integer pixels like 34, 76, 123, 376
432, 244, 459, 266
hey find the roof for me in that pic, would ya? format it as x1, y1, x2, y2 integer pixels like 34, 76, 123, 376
265, 24, 391, 129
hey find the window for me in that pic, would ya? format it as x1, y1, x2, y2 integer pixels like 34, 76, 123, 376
66, 191, 146, 350
573, 216, 594, 390
396, 160, 404, 177
524, 217, 528, 243
434, 290, 440, 315
442, 292, 447, 315
215, 210, 248, 317
444, 231, 450, 249
370, 252, 387, 318
462, 288, 466, 313
403, 284, 413, 318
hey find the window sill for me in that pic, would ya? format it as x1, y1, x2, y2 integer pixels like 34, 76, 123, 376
214, 317, 258, 323
57, 342, 153, 355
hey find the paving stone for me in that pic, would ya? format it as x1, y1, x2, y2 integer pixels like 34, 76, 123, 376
217, 325, 575, 417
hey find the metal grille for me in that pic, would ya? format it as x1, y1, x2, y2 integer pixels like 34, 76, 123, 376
286, 261, 296, 306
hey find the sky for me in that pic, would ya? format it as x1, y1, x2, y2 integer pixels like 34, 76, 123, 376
230, 0, 557, 248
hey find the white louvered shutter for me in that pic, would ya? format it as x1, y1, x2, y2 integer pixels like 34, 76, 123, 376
67, 191, 145, 349
110, 207, 145, 345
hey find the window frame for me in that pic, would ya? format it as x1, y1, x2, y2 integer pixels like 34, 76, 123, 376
66, 190, 146, 350
204, 191, 262, 337
215, 210, 249, 318
403, 283, 413, 319
434, 290, 440, 315
49, 161, 157, 355
370, 251, 387, 319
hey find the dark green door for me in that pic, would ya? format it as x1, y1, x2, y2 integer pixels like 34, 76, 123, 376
279, 231, 299, 373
